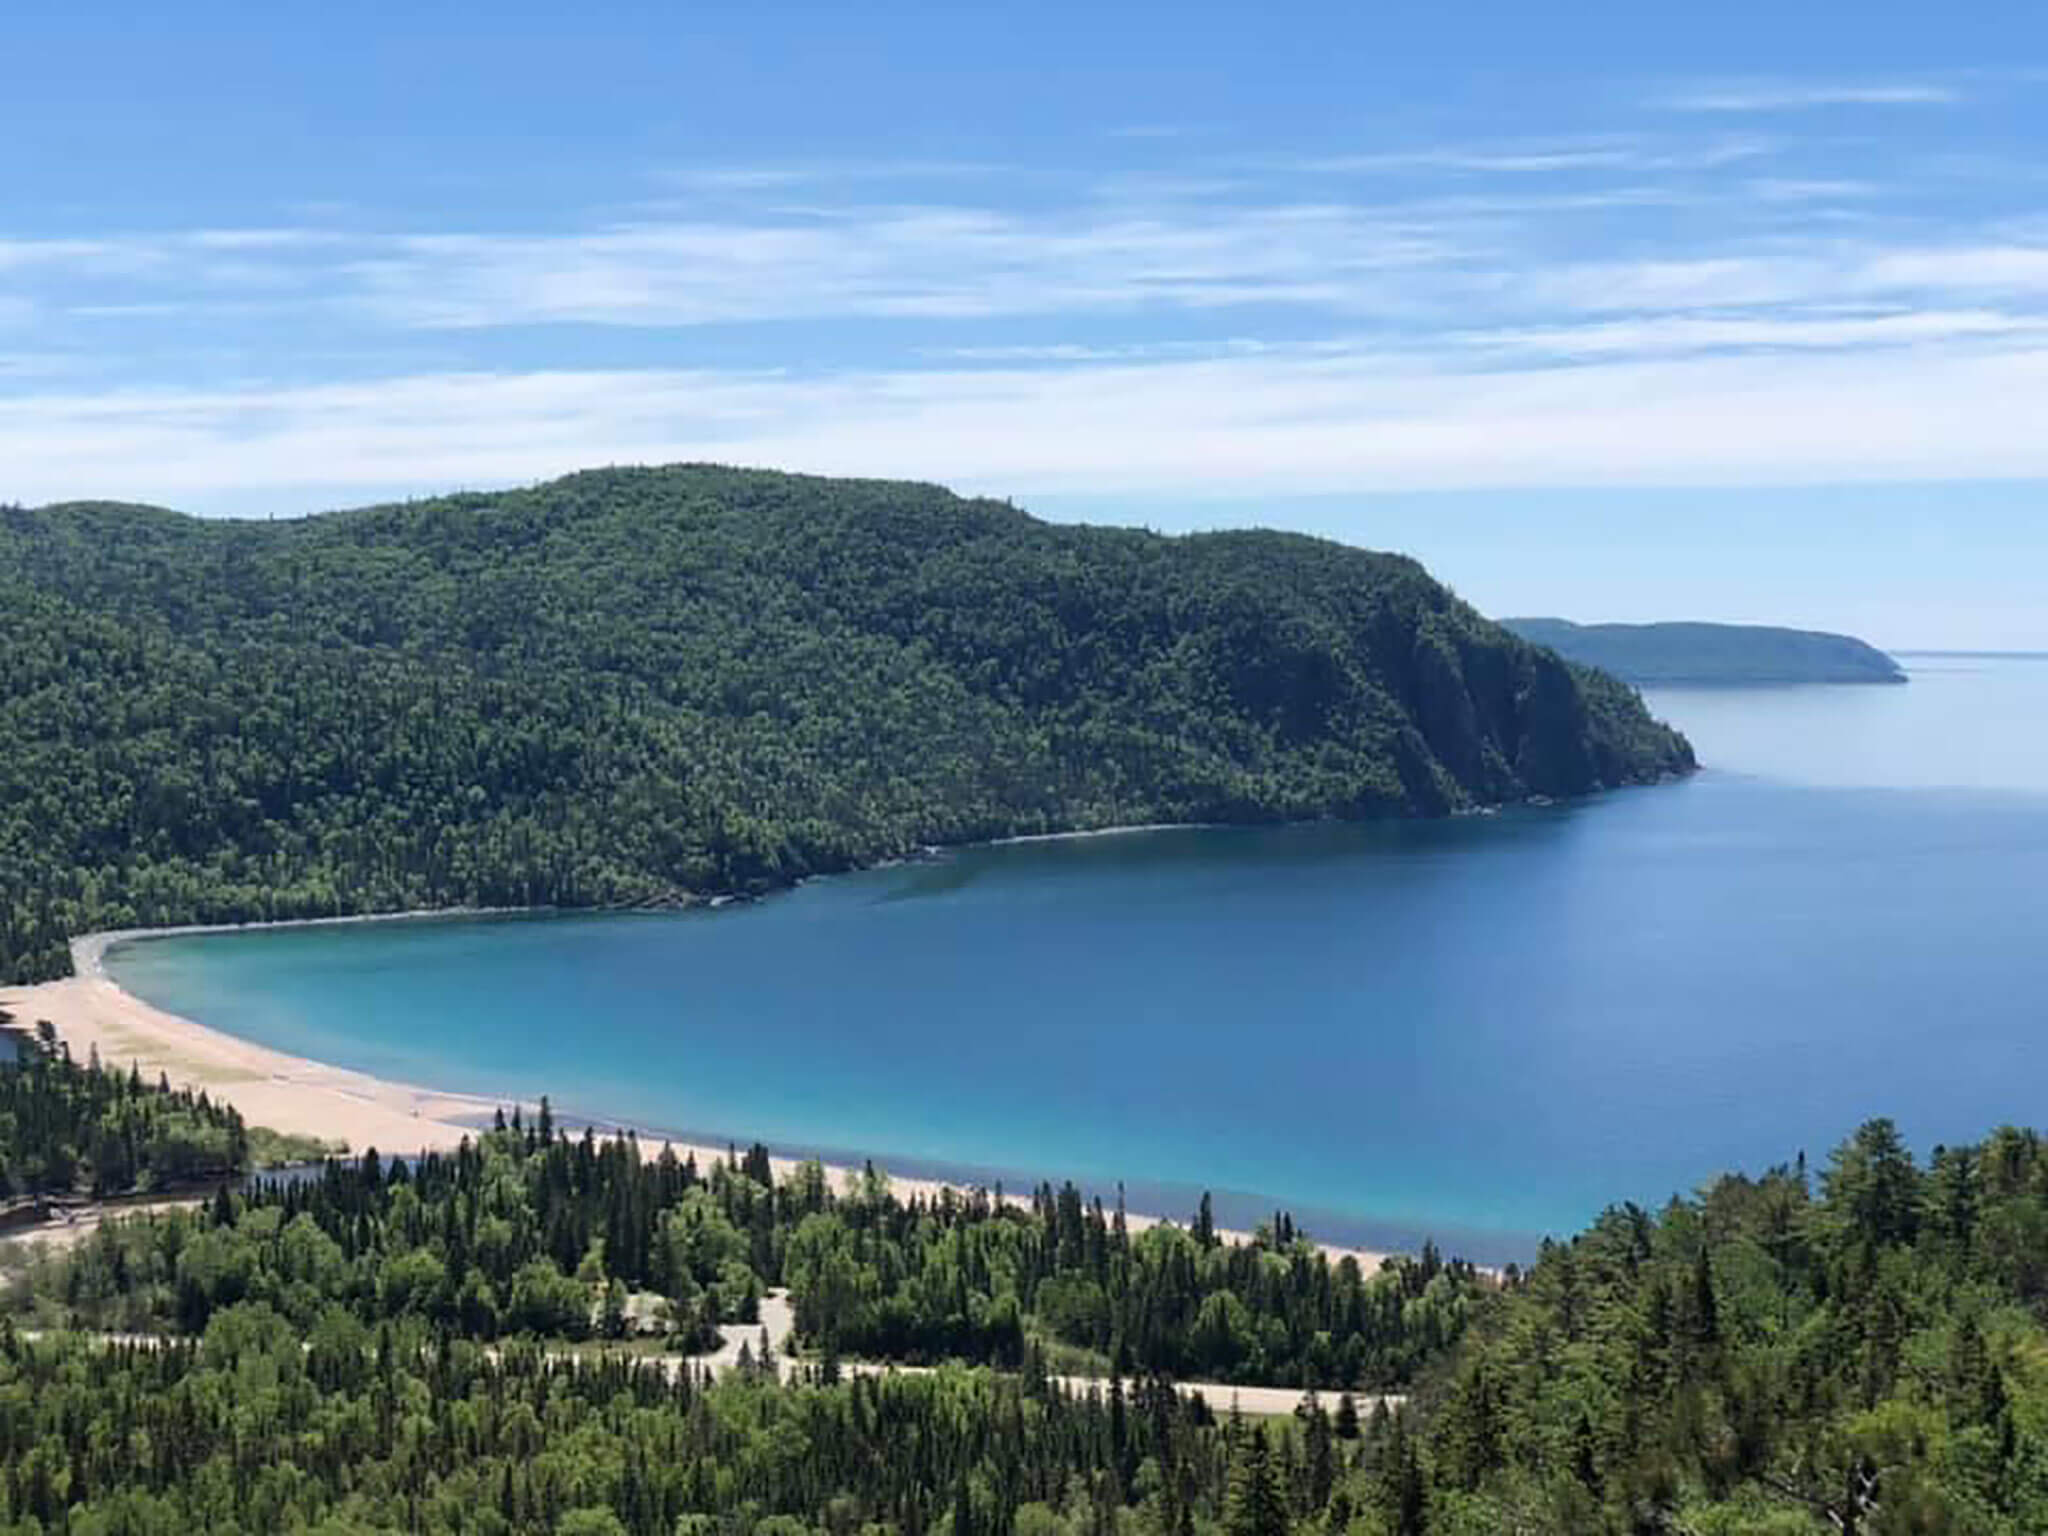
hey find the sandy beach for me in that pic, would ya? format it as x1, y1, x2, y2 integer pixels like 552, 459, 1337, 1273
2, 923, 1396, 1274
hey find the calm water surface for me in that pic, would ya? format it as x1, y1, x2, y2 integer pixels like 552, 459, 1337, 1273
111, 656, 2048, 1262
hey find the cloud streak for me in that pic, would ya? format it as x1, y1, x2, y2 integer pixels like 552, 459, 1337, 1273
345, 206, 1469, 328
5, 93, 2046, 511
1284, 137, 1773, 176
8, 329, 2048, 511
16, 200, 2042, 342
1662, 82, 1961, 112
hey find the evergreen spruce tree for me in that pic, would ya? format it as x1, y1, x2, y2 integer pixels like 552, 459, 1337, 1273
1334, 1391, 1361, 1441
1377, 1414, 1427, 1536
1224, 1426, 1288, 1536
1691, 1245, 1720, 1347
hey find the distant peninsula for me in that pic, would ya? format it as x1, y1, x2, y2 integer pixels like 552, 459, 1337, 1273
0, 465, 1692, 982
1502, 617, 1907, 687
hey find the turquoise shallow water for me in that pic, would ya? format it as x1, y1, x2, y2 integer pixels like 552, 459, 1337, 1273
109, 656, 2048, 1264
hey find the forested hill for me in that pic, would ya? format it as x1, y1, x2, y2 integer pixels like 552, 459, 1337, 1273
0, 465, 1690, 981
1504, 616, 1907, 685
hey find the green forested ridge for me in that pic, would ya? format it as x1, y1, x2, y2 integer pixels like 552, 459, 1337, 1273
12, 1068, 2048, 1531
0, 465, 1690, 981
1501, 617, 1907, 686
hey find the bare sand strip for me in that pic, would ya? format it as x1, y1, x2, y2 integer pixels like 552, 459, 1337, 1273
2, 923, 1394, 1275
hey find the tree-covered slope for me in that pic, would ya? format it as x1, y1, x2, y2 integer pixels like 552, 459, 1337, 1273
14, 1085, 2048, 1530
1418, 1119, 2048, 1533
0, 465, 1690, 981
1503, 617, 1906, 686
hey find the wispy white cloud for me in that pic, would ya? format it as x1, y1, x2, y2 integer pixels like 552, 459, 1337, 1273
1306, 147, 1643, 175
7, 149, 2036, 341
55, 206, 2033, 340
1511, 242, 2048, 314
185, 228, 348, 251
932, 308, 2048, 369
1744, 178, 1878, 203
0, 231, 343, 291
0, 351, 86, 380
0, 238, 154, 275
65, 302, 207, 319
1662, 82, 1961, 113
657, 161, 1010, 193
1277, 136, 1777, 180
9, 206, 2048, 370
1856, 244, 2048, 292
924, 337, 1371, 364
343, 206, 1469, 328
1455, 308, 2048, 360
9, 331, 2048, 510
1276, 137, 1772, 176
5, 82, 2046, 513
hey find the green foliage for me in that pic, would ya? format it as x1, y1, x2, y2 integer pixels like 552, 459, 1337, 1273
28, 1117, 1476, 1391
1224, 1421, 1289, 1536
1417, 1118, 2048, 1532
243, 1122, 345, 1168
21, 1096, 2048, 1531
0, 466, 1691, 982
3, 1106, 1459, 1534
29, 1122, 779, 1344
785, 1186, 1479, 1388
0, 1044, 252, 1197
0, 1324, 1270, 1535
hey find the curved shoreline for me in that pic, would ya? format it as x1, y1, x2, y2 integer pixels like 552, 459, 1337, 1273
60, 784, 1651, 982
70, 906, 541, 980
5, 914, 1403, 1275
67, 820, 1236, 979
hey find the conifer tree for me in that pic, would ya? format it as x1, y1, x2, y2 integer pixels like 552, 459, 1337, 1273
1224, 1426, 1288, 1536
1334, 1391, 1361, 1441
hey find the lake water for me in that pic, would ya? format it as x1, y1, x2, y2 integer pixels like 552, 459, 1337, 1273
108, 655, 2048, 1264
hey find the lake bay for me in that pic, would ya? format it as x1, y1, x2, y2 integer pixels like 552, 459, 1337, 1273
108, 656, 2048, 1264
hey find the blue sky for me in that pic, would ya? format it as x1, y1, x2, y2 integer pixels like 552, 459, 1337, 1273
5, 2, 2046, 645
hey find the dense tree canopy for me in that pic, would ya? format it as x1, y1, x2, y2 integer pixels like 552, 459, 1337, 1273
17, 1088, 1477, 1391
14, 1083, 2048, 1531
0, 1323, 1372, 1536
1415, 1118, 2048, 1532
0, 1031, 322, 1199
12, 1097, 2048, 1531
0, 466, 1690, 981
782, 1183, 1475, 1389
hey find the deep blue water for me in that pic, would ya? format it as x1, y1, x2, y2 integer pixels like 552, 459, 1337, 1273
109, 656, 2048, 1264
